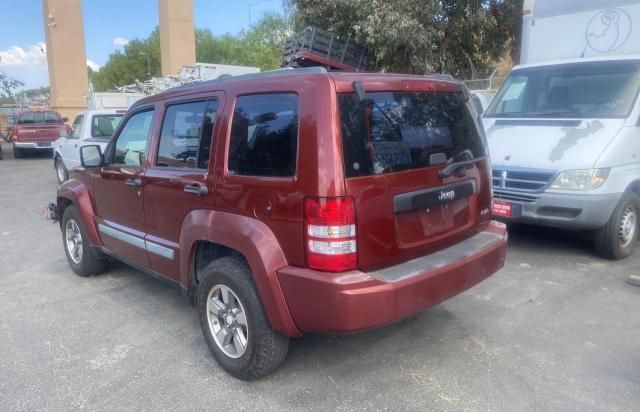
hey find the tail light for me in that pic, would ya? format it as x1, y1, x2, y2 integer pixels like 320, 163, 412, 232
10, 127, 17, 141
304, 197, 357, 272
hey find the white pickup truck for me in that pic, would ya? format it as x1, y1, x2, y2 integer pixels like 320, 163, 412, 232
53, 110, 125, 183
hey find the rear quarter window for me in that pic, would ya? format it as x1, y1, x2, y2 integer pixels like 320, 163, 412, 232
338, 91, 486, 177
227, 93, 299, 177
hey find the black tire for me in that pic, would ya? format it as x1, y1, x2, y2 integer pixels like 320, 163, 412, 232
55, 156, 69, 183
61, 205, 109, 277
197, 255, 289, 380
12, 144, 22, 159
594, 192, 640, 260
0, 145, 3, 160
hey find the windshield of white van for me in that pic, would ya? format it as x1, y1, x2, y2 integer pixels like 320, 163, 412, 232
485, 61, 640, 119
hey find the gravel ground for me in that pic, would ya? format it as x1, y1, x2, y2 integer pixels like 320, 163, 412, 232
1, 142, 639, 411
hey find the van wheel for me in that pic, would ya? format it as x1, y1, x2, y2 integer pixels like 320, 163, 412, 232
13, 144, 22, 159
55, 157, 69, 183
197, 256, 289, 380
594, 192, 640, 260
62, 205, 109, 276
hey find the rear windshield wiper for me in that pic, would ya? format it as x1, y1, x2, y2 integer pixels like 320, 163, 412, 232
438, 150, 479, 178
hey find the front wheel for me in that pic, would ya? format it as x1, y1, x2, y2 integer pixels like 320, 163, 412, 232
594, 192, 640, 260
198, 256, 289, 380
55, 157, 69, 183
62, 205, 109, 276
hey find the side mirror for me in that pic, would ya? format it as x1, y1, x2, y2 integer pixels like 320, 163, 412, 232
62, 117, 69, 123
80, 145, 104, 167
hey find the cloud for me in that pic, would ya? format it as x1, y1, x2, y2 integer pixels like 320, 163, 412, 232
0, 42, 47, 67
113, 37, 129, 47
86, 59, 100, 72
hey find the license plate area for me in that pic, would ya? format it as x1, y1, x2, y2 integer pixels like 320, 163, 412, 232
36, 142, 52, 148
394, 180, 477, 213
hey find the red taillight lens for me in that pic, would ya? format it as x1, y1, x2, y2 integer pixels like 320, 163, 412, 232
304, 197, 357, 272
10, 128, 17, 140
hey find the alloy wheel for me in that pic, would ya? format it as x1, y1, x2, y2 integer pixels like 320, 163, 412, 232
65, 219, 83, 264
206, 284, 249, 358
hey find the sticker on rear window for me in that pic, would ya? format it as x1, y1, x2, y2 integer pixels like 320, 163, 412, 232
370, 141, 411, 172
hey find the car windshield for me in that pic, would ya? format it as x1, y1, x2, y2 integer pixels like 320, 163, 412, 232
485, 60, 640, 119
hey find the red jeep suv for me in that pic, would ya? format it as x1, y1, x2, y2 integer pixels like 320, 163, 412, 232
57, 68, 507, 380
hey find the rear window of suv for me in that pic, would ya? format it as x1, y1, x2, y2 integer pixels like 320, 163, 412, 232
338, 92, 485, 177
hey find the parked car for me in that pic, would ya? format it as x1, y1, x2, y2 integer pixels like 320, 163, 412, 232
9, 111, 70, 158
54, 110, 125, 183
56, 68, 508, 380
485, 0, 640, 259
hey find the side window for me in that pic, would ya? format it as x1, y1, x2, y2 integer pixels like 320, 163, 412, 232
70, 116, 84, 140
156, 100, 217, 169
228, 93, 299, 177
110, 110, 154, 166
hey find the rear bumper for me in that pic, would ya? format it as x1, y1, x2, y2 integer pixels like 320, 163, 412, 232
13, 141, 55, 149
277, 221, 507, 334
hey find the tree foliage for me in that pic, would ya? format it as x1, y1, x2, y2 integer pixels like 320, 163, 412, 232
288, 0, 523, 79
0, 72, 25, 99
90, 13, 291, 92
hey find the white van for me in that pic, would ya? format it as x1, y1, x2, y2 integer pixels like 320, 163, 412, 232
485, 0, 640, 259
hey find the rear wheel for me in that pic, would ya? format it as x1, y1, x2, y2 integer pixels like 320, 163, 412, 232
55, 157, 69, 183
62, 206, 109, 276
12, 144, 22, 159
197, 256, 289, 380
594, 192, 640, 260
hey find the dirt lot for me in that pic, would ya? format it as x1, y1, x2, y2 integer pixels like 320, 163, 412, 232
1, 142, 639, 411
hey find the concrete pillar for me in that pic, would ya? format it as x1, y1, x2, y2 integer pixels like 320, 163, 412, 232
158, 0, 196, 76
42, 0, 89, 121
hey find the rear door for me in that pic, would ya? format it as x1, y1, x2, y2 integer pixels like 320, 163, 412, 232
337, 85, 492, 270
143, 96, 221, 280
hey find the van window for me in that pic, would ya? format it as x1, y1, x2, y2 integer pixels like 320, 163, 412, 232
228, 94, 299, 177
157, 100, 217, 169
485, 60, 640, 118
338, 91, 485, 177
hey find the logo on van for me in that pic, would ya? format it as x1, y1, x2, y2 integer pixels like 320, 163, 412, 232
438, 190, 456, 202
585, 8, 632, 53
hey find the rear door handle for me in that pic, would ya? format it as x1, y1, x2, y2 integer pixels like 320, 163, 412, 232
183, 184, 208, 196
125, 178, 143, 188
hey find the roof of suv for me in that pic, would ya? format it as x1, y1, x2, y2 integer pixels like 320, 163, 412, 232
130, 67, 465, 108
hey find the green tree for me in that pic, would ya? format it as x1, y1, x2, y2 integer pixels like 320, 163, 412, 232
90, 14, 291, 92
288, 0, 523, 79
0, 72, 24, 102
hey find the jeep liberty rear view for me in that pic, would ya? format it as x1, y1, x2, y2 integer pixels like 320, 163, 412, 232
56, 68, 507, 380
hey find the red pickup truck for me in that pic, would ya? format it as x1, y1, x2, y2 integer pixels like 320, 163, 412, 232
9, 111, 70, 158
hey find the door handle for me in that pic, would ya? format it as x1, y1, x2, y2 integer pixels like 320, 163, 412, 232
124, 178, 142, 188
183, 184, 208, 196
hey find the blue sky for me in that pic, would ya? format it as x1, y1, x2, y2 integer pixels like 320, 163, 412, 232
0, 0, 285, 90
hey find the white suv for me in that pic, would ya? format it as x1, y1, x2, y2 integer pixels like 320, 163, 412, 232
54, 110, 125, 183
